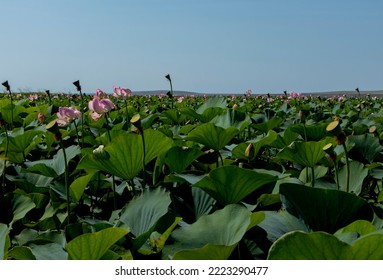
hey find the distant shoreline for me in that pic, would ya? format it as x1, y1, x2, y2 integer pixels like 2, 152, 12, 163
3, 89, 383, 97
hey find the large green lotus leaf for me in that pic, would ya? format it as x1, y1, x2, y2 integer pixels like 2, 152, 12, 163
268, 230, 383, 260
298, 166, 328, 184
119, 187, 171, 237
338, 161, 368, 194
210, 109, 251, 131
66, 227, 129, 260
277, 140, 329, 167
78, 130, 173, 180
7, 246, 36, 260
268, 231, 350, 260
335, 220, 377, 238
253, 117, 283, 133
161, 109, 185, 125
172, 244, 236, 260
280, 183, 374, 233
70, 172, 96, 203
348, 134, 383, 163
165, 204, 261, 259
185, 123, 239, 151
25, 145, 81, 176
193, 166, 278, 205
25, 164, 58, 178
0, 193, 36, 227
351, 234, 383, 259
232, 130, 278, 160
6, 129, 43, 153
258, 210, 310, 242
29, 243, 67, 260
271, 126, 300, 149
290, 122, 328, 141
164, 146, 204, 174
0, 223, 10, 260
1, 103, 25, 124
180, 107, 224, 123
192, 187, 216, 220
196, 96, 227, 114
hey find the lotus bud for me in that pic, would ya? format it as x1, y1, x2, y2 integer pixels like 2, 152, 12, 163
93, 145, 110, 160
38, 112, 45, 123
245, 143, 254, 159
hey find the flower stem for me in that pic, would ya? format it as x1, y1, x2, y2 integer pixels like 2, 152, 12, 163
59, 138, 70, 225
105, 113, 116, 209
1, 124, 9, 199
141, 131, 146, 186
334, 162, 340, 191
342, 142, 350, 192
310, 167, 315, 188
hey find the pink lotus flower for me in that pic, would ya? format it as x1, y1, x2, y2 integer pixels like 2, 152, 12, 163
56, 107, 81, 127
289, 91, 302, 99
96, 89, 107, 98
113, 86, 132, 98
246, 89, 252, 96
88, 96, 115, 121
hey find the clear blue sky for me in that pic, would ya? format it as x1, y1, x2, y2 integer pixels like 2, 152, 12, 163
1, 0, 382, 94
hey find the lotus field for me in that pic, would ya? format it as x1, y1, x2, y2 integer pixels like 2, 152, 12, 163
1, 81, 383, 260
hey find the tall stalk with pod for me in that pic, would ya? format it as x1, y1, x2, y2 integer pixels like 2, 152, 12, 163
326, 120, 349, 192
2, 81, 13, 129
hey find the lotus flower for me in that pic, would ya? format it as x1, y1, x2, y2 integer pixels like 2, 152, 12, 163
88, 95, 115, 121
113, 86, 132, 98
56, 107, 81, 127
96, 89, 108, 98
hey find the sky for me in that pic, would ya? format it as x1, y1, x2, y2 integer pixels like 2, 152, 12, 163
0, 0, 382, 94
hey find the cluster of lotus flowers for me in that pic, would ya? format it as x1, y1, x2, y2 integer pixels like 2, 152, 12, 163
52, 86, 132, 126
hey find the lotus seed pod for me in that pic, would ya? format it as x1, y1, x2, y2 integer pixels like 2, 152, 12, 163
46, 119, 61, 141
326, 120, 342, 137
323, 143, 337, 161
130, 114, 142, 130
369, 125, 377, 134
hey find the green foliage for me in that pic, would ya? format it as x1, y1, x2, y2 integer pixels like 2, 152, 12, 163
2, 92, 383, 260
193, 166, 278, 205
66, 227, 129, 260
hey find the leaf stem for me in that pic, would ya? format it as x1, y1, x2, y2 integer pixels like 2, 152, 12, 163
105, 113, 116, 209
59, 138, 70, 225
342, 142, 350, 192
1, 124, 9, 199
141, 131, 146, 186
311, 166, 315, 188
